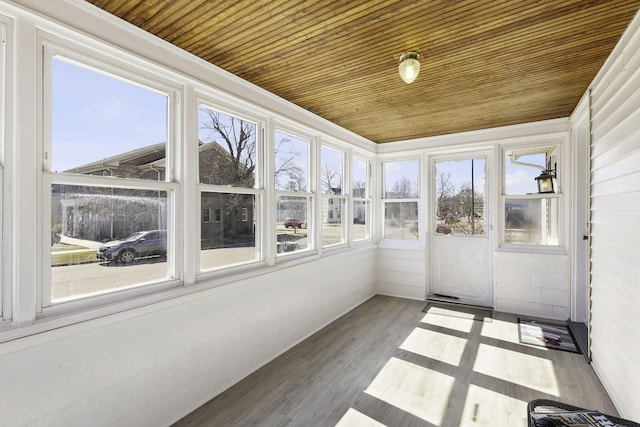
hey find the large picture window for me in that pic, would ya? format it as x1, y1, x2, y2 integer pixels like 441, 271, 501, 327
502, 145, 561, 246
198, 104, 261, 271
44, 51, 176, 307
382, 159, 419, 240
274, 130, 312, 254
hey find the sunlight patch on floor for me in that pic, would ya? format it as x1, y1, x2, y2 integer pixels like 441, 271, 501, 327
473, 343, 560, 395
421, 309, 474, 333
459, 384, 528, 426
480, 316, 530, 345
335, 408, 387, 427
364, 357, 454, 425
400, 327, 468, 366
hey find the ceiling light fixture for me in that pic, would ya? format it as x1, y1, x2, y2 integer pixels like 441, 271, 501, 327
398, 51, 421, 84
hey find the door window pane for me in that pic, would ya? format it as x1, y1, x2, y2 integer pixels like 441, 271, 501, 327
51, 184, 169, 303
200, 193, 256, 270
198, 106, 256, 188
434, 158, 486, 236
51, 57, 168, 176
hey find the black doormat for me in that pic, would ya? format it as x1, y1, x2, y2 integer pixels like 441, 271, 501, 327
422, 301, 493, 322
518, 319, 579, 353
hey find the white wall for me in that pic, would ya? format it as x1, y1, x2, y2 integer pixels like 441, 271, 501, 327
376, 247, 426, 300
376, 120, 571, 319
588, 9, 640, 420
0, 1, 377, 425
0, 248, 376, 426
494, 252, 570, 319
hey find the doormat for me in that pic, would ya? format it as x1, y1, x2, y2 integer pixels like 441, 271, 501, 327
518, 319, 579, 353
422, 301, 493, 322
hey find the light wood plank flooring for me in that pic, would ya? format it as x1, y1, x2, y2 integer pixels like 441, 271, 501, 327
173, 296, 618, 427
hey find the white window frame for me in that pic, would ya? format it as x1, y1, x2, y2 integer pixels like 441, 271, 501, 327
202, 207, 211, 224
351, 153, 372, 243
0, 19, 7, 321
39, 41, 181, 313
500, 141, 565, 251
320, 143, 347, 248
380, 157, 421, 245
196, 98, 265, 274
274, 126, 315, 258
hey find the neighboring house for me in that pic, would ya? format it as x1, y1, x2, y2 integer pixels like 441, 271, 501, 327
324, 187, 342, 224
55, 141, 254, 247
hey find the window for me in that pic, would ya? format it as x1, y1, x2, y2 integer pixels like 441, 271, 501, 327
274, 130, 312, 254
321, 145, 346, 247
382, 160, 419, 240
44, 51, 176, 307
434, 157, 486, 236
198, 103, 261, 270
502, 145, 561, 246
202, 208, 211, 223
352, 156, 371, 241
0, 22, 5, 319
214, 207, 222, 223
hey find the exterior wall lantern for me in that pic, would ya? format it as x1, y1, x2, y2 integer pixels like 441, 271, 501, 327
535, 165, 557, 193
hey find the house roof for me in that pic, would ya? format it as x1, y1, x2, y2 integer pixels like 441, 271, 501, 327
85, 1, 639, 143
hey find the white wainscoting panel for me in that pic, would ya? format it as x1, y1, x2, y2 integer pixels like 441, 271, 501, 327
494, 252, 570, 320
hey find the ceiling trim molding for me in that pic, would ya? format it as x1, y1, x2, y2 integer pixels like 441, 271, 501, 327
376, 118, 569, 154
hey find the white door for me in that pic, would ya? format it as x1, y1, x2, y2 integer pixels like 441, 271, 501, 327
430, 153, 493, 307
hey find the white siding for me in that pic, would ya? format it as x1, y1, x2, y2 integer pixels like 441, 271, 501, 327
589, 10, 640, 421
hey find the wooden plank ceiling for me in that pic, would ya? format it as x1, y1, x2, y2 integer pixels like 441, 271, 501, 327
85, 0, 639, 143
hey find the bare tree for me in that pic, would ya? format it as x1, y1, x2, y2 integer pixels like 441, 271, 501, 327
436, 172, 455, 216
274, 137, 306, 191
199, 108, 255, 186
321, 163, 342, 193
391, 176, 414, 198
353, 179, 366, 197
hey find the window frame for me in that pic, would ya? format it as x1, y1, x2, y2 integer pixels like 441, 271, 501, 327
320, 143, 347, 248
0, 19, 7, 321
273, 126, 315, 258
380, 157, 421, 244
500, 142, 564, 251
39, 41, 182, 313
196, 98, 265, 274
351, 153, 372, 243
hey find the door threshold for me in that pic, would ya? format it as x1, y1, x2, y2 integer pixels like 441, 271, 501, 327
426, 294, 493, 310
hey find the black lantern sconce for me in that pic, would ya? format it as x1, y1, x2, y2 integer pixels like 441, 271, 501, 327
535, 164, 557, 193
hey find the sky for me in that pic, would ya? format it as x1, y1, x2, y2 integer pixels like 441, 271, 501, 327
51, 57, 167, 172
52, 56, 543, 195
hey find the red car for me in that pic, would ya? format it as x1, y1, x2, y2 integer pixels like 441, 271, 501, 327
284, 218, 306, 229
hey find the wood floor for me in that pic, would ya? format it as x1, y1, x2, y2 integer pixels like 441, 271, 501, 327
173, 296, 618, 427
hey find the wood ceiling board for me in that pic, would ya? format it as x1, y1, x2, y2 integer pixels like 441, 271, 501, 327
83, 0, 640, 143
